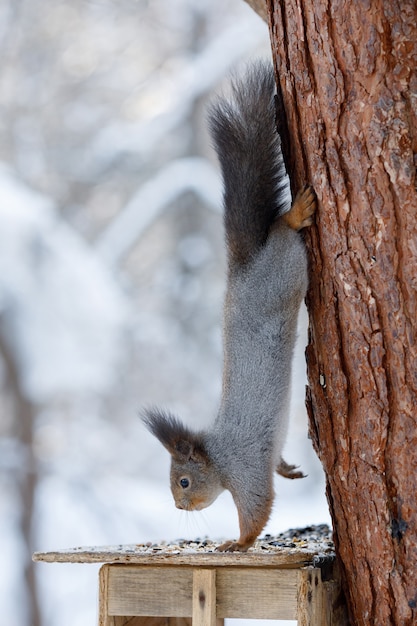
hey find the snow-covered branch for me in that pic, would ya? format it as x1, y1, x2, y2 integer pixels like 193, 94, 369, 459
83, 16, 267, 177
95, 156, 222, 266
0, 165, 127, 402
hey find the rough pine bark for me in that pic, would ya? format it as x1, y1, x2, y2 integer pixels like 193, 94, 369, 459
266, 1, 417, 624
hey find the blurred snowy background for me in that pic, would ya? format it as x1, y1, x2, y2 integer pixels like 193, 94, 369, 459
0, 1, 330, 625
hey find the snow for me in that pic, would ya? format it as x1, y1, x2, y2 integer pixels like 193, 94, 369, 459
96, 157, 222, 266
0, 164, 127, 401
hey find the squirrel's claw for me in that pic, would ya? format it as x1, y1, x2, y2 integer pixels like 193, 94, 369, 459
277, 458, 306, 479
216, 540, 250, 552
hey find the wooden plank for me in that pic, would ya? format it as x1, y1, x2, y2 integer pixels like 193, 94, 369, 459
107, 567, 193, 617
32, 546, 314, 568
216, 568, 298, 620
297, 568, 324, 626
105, 565, 299, 621
192, 570, 217, 626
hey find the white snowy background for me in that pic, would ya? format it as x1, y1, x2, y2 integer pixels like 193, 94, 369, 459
0, 1, 331, 625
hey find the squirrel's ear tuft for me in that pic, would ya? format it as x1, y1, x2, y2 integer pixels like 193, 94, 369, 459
141, 408, 206, 462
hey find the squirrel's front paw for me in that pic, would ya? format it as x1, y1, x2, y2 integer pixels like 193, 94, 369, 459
277, 458, 306, 479
216, 540, 250, 552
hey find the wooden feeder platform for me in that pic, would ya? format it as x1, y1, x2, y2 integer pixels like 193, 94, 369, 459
33, 525, 348, 626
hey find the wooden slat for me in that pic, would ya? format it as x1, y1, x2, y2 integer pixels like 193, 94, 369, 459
297, 568, 324, 626
107, 567, 193, 617
192, 570, 217, 626
105, 565, 299, 621
216, 568, 298, 620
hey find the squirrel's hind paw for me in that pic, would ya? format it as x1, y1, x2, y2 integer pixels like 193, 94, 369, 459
283, 184, 317, 231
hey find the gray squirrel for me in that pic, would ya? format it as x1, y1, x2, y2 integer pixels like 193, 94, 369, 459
143, 61, 316, 552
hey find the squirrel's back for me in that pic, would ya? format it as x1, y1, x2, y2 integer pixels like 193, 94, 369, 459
208, 61, 290, 268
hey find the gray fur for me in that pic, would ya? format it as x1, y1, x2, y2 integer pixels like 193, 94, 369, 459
143, 60, 311, 551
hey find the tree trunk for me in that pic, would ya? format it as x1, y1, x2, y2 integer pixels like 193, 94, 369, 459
267, 1, 417, 624
0, 330, 41, 626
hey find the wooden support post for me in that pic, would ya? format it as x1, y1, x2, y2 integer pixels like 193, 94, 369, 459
297, 568, 322, 626
297, 568, 324, 626
192, 570, 217, 626
99, 565, 111, 626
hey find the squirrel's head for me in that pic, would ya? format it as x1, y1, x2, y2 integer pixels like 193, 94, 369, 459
142, 408, 224, 511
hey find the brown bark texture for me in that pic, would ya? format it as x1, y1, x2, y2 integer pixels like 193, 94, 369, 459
267, 1, 417, 624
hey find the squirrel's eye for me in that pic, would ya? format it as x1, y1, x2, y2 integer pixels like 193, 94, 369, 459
180, 478, 190, 489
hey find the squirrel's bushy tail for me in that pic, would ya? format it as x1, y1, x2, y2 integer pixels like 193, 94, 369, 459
208, 60, 289, 267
